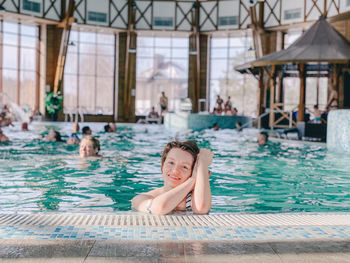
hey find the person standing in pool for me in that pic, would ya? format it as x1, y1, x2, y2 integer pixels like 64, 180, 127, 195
159, 92, 168, 115
132, 140, 213, 215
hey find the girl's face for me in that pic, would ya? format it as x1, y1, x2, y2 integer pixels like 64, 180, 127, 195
162, 148, 194, 188
79, 139, 97, 157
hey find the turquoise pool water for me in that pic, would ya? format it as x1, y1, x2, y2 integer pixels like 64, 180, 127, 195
0, 122, 349, 213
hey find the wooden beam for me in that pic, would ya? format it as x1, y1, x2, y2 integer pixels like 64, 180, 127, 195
298, 64, 306, 122
258, 68, 265, 116
269, 65, 276, 128
277, 70, 284, 104
53, 0, 75, 94
249, 6, 263, 58
123, 0, 137, 122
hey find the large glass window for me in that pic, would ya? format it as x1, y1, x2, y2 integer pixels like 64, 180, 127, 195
1, 21, 39, 110
64, 29, 115, 115
210, 31, 257, 116
136, 35, 189, 116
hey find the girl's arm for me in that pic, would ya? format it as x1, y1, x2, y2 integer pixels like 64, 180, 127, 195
131, 178, 195, 215
192, 148, 214, 214
131, 188, 162, 213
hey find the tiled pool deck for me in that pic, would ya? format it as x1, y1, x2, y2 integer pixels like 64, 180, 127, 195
0, 213, 350, 262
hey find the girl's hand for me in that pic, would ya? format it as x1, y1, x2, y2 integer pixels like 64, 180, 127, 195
191, 157, 199, 180
198, 148, 214, 167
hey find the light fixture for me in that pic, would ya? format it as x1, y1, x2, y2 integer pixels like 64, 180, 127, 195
68, 41, 75, 46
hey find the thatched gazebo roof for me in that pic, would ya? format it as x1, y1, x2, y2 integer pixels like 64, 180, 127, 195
236, 16, 350, 73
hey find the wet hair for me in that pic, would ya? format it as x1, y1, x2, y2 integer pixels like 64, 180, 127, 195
161, 140, 200, 170
314, 104, 319, 109
54, 131, 62, 142
104, 124, 111, 132
81, 135, 100, 152
82, 126, 91, 135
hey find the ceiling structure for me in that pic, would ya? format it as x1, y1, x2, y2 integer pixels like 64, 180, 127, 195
0, 0, 349, 32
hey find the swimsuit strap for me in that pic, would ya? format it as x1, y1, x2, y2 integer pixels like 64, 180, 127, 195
186, 191, 192, 211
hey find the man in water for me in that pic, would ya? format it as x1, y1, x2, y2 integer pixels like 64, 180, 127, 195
82, 126, 92, 136
258, 132, 268, 146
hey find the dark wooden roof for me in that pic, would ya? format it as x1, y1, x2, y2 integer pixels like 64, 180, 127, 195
250, 16, 350, 67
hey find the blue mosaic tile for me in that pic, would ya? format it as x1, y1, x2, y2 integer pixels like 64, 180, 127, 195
1, 225, 350, 241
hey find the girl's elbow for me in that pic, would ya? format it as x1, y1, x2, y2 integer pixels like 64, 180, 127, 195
151, 203, 170, 215
193, 204, 211, 214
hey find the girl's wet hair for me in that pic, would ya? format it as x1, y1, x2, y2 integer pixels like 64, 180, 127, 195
161, 140, 200, 170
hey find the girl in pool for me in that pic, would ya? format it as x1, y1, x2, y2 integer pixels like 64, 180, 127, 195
79, 136, 102, 158
132, 140, 213, 215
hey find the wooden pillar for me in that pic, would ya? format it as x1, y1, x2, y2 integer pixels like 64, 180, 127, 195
39, 24, 47, 116
46, 25, 63, 93
117, 32, 137, 123
277, 70, 284, 104
118, 0, 137, 122
123, 31, 136, 122
269, 65, 276, 128
334, 64, 340, 108
188, 1, 201, 113
188, 34, 207, 113
258, 68, 265, 116
338, 66, 344, 109
117, 33, 127, 122
298, 64, 306, 122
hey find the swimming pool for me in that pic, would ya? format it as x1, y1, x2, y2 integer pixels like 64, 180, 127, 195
0, 122, 349, 214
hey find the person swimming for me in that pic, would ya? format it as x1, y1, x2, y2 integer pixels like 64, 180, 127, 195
132, 140, 213, 215
104, 123, 117, 133
0, 128, 9, 142
79, 136, 102, 158
258, 132, 268, 146
82, 126, 92, 136
66, 122, 80, 145
45, 130, 62, 142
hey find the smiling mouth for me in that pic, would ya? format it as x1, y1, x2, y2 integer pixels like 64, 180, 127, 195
168, 174, 180, 181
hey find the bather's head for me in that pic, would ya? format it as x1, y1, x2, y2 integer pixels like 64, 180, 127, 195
79, 136, 100, 157
161, 140, 199, 188
45, 130, 62, 142
258, 132, 268, 146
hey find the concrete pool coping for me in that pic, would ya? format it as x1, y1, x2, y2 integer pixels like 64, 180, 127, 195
0, 213, 350, 242
1, 213, 350, 262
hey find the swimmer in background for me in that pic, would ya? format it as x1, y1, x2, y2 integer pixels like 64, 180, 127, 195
213, 123, 220, 131
104, 123, 117, 133
79, 136, 102, 158
132, 140, 213, 215
82, 126, 92, 136
66, 122, 80, 145
22, 122, 29, 131
45, 130, 63, 142
258, 132, 268, 146
236, 121, 243, 132
0, 128, 9, 142
313, 105, 322, 124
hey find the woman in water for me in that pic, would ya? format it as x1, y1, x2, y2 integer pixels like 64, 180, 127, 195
79, 136, 102, 158
132, 140, 213, 215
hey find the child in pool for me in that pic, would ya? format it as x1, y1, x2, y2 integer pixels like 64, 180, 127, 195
132, 140, 213, 215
